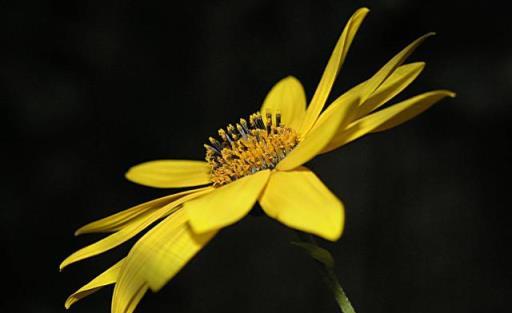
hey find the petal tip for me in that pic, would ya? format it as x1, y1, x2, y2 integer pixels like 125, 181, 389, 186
124, 168, 135, 182
283, 75, 302, 85
59, 257, 71, 271
437, 90, 456, 98
358, 7, 370, 14
416, 32, 436, 44
353, 7, 370, 21
325, 232, 342, 242
325, 216, 344, 242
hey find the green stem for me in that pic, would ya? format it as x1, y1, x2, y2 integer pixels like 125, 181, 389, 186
295, 232, 356, 313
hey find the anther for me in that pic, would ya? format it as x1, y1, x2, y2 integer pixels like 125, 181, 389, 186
239, 118, 250, 133
218, 128, 233, 144
209, 137, 222, 150
236, 124, 247, 139
250, 113, 265, 129
227, 124, 236, 133
204, 144, 220, 155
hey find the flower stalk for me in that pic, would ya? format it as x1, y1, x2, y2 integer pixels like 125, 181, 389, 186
293, 232, 356, 313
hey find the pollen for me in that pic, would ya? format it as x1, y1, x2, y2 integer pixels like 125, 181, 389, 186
204, 112, 300, 187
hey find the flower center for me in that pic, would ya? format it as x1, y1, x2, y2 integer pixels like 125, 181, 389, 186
205, 112, 300, 187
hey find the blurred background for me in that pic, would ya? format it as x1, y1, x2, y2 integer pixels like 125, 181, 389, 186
2, 0, 511, 312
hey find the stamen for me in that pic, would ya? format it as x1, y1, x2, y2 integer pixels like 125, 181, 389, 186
275, 112, 281, 126
240, 118, 250, 133
204, 144, 220, 155
208, 137, 222, 151
265, 112, 272, 132
205, 112, 300, 187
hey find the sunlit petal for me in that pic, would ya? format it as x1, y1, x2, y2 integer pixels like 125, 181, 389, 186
300, 7, 369, 135
277, 96, 359, 171
320, 62, 426, 153
260, 76, 307, 130
313, 32, 435, 143
125, 160, 211, 188
356, 62, 425, 118
259, 167, 344, 241
186, 170, 270, 233
326, 90, 455, 148
357, 33, 435, 104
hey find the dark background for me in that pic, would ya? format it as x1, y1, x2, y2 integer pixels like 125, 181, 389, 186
2, 0, 511, 312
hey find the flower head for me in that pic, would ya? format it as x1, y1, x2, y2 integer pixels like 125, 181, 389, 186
61, 7, 454, 313
205, 112, 300, 186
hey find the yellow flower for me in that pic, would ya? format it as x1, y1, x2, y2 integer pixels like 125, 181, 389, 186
61, 7, 454, 313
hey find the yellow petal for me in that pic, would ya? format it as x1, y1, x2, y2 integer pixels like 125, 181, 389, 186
65, 259, 124, 309
357, 33, 435, 104
112, 209, 215, 313
123, 284, 148, 313
186, 170, 271, 233
356, 62, 425, 118
111, 271, 148, 313
314, 32, 434, 137
300, 7, 369, 135
370, 90, 456, 132
60, 187, 213, 270
259, 167, 344, 241
327, 90, 455, 148
320, 62, 425, 153
276, 95, 359, 171
125, 160, 211, 188
135, 209, 216, 292
75, 188, 199, 235
309, 81, 363, 138
260, 76, 307, 130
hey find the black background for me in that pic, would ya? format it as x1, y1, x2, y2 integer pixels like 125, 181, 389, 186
2, 1, 511, 313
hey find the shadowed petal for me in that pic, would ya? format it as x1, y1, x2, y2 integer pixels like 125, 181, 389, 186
65, 259, 124, 309
111, 272, 148, 313
75, 188, 200, 235
60, 187, 213, 270
129, 209, 216, 292
112, 209, 215, 313
123, 284, 148, 313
